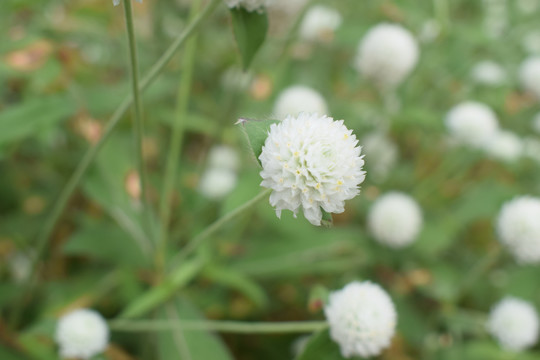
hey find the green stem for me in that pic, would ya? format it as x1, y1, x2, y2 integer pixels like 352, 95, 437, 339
123, 0, 151, 236
156, 0, 202, 273
456, 246, 502, 300
10, 0, 221, 329
169, 188, 272, 269
110, 319, 328, 334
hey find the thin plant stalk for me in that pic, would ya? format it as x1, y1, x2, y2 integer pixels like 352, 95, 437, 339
110, 319, 328, 334
169, 188, 272, 269
156, 0, 202, 273
123, 0, 151, 237
10, 0, 221, 329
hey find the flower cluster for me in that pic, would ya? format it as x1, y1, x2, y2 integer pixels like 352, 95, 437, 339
259, 113, 365, 226
324, 281, 397, 358
445, 101, 499, 148
299, 6, 342, 43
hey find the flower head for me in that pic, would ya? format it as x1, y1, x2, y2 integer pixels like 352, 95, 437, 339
224, 0, 272, 12
299, 6, 342, 43
259, 113, 365, 226
199, 145, 240, 200
273, 85, 328, 119
368, 192, 423, 248
484, 130, 523, 162
55, 309, 109, 359
519, 56, 540, 99
355, 23, 419, 88
487, 297, 539, 352
445, 101, 499, 148
471, 61, 507, 86
324, 281, 397, 358
496, 196, 540, 264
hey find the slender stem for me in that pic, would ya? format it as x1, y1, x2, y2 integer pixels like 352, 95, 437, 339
156, 0, 202, 274
169, 188, 272, 269
110, 319, 328, 334
10, 0, 221, 329
123, 0, 150, 236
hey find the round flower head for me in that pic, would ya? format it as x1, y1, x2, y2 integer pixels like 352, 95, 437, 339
487, 297, 539, 352
533, 112, 540, 134
368, 192, 423, 248
259, 113, 365, 226
519, 56, 540, 99
484, 130, 523, 162
55, 308, 109, 359
471, 61, 507, 86
206, 145, 240, 172
324, 281, 397, 358
445, 101, 499, 148
299, 5, 342, 43
496, 196, 540, 264
355, 23, 419, 88
273, 85, 328, 119
199, 168, 238, 200
361, 132, 398, 183
418, 19, 441, 43
223, 0, 272, 12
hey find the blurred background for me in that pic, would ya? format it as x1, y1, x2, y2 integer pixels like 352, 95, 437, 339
1, 0, 540, 359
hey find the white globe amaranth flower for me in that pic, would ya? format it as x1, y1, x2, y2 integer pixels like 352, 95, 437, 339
368, 192, 423, 248
355, 23, 419, 88
221, 67, 253, 93
324, 281, 397, 358
484, 130, 523, 162
496, 196, 540, 264
519, 56, 540, 99
273, 85, 328, 119
259, 113, 365, 226
533, 112, 540, 134
199, 168, 238, 200
445, 101, 499, 148
299, 5, 342, 42
361, 132, 398, 182
55, 309, 109, 359
207, 145, 240, 172
224, 0, 272, 12
471, 61, 507, 86
487, 297, 539, 352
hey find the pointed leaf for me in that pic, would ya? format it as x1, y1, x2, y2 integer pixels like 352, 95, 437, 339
236, 118, 279, 166
321, 209, 333, 228
295, 329, 346, 360
230, 7, 268, 69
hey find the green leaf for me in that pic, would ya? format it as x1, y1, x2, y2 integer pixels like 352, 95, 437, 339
236, 118, 279, 166
295, 329, 345, 360
158, 298, 234, 360
321, 209, 333, 228
230, 7, 268, 69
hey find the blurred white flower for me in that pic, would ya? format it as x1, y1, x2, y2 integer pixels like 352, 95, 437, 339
207, 145, 241, 172
519, 56, 540, 99
259, 113, 365, 226
324, 281, 397, 358
522, 31, 540, 54
299, 5, 342, 42
533, 112, 540, 134
484, 130, 523, 162
113, 0, 142, 6
221, 67, 253, 93
471, 61, 507, 86
273, 85, 328, 119
355, 23, 419, 89
224, 0, 272, 12
445, 101, 499, 148
199, 145, 240, 200
361, 132, 398, 182
487, 297, 539, 352
517, 0, 540, 14
7, 252, 31, 283
55, 309, 109, 359
368, 192, 423, 248
418, 19, 441, 43
497, 196, 540, 264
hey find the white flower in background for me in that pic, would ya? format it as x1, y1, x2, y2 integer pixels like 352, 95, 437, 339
533, 112, 540, 134
273, 85, 328, 119
482, 0, 508, 38
517, 0, 540, 14
484, 130, 523, 162
361, 132, 398, 182
523, 137, 540, 163
496, 196, 540, 264
259, 113, 365, 226
199, 145, 240, 200
7, 252, 31, 283
445, 101, 499, 148
487, 297, 539, 352
113, 0, 142, 6
355, 23, 419, 88
368, 192, 423, 248
418, 19, 441, 43
471, 61, 507, 86
324, 281, 397, 358
522, 31, 540, 54
224, 0, 272, 12
519, 57, 540, 99
55, 309, 109, 359
299, 6, 342, 42
221, 67, 253, 93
